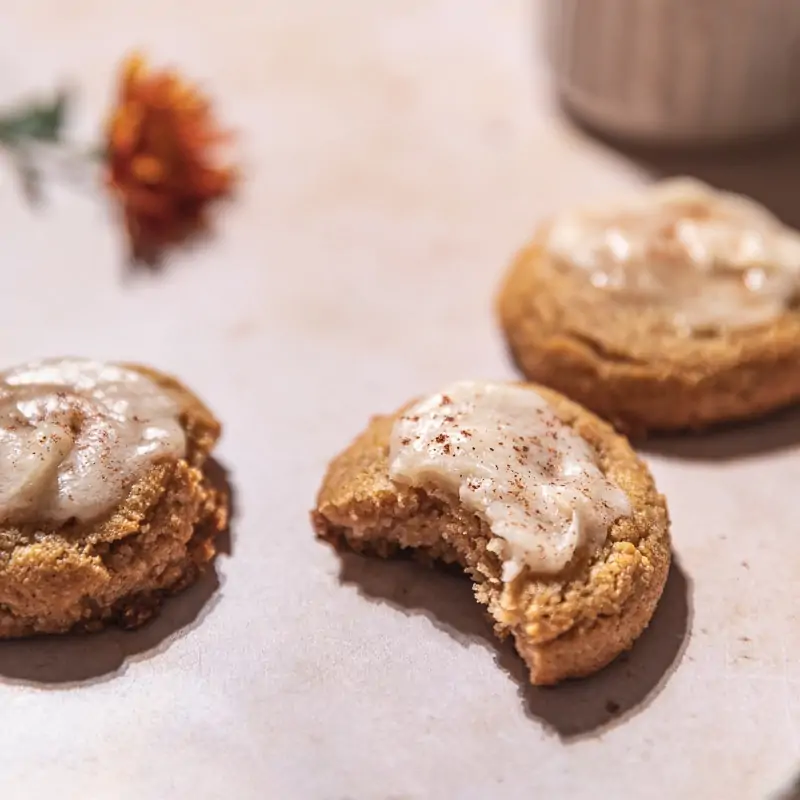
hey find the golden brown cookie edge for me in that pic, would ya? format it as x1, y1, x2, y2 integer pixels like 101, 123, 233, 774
313, 383, 671, 685
0, 362, 228, 638
496, 240, 800, 434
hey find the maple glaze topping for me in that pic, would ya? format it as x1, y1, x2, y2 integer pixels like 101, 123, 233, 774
0, 358, 186, 524
546, 178, 800, 334
388, 381, 630, 580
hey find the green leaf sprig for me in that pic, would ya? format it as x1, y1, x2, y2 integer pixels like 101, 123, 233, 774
0, 89, 70, 202
0, 89, 68, 145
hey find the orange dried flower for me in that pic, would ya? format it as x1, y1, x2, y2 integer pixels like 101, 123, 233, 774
105, 53, 236, 262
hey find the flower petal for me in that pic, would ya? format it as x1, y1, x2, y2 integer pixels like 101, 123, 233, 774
105, 53, 236, 261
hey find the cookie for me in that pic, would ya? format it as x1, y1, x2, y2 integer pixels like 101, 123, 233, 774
0, 358, 228, 637
497, 178, 800, 434
312, 380, 670, 685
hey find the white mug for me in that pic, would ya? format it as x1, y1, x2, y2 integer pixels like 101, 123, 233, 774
545, 0, 800, 143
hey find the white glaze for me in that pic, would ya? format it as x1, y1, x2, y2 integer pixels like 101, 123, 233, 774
388, 381, 630, 580
546, 178, 800, 333
0, 358, 186, 524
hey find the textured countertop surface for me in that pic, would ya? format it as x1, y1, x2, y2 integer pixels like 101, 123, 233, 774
0, 2, 798, 798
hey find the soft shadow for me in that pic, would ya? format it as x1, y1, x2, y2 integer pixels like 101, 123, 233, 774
0, 457, 236, 687
499, 560, 691, 740
641, 405, 800, 462
0, 569, 221, 688
774, 771, 800, 800
565, 110, 800, 229
339, 552, 692, 741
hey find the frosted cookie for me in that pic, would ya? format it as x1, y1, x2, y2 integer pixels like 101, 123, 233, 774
497, 178, 800, 433
0, 358, 228, 637
312, 381, 670, 685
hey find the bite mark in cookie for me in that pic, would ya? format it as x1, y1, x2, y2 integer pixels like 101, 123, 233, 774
313, 381, 670, 685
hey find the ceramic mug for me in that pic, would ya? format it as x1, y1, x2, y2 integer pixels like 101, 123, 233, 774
545, 0, 800, 143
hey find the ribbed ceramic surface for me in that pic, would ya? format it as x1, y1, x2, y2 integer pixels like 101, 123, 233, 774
546, 0, 800, 141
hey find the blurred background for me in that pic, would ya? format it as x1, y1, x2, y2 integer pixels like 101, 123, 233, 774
546, 0, 800, 229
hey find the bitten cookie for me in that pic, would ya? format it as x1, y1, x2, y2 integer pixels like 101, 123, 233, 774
497, 178, 800, 434
312, 380, 670, 686
0, 358, 228, 637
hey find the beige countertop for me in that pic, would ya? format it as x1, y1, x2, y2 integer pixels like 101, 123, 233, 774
0, 2, 798, 798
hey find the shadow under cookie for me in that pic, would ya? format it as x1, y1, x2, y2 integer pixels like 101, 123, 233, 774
0, 566, 222, 686
0, 457, 236, 687
640, 404, 800, 461
337, 551, 692, 741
